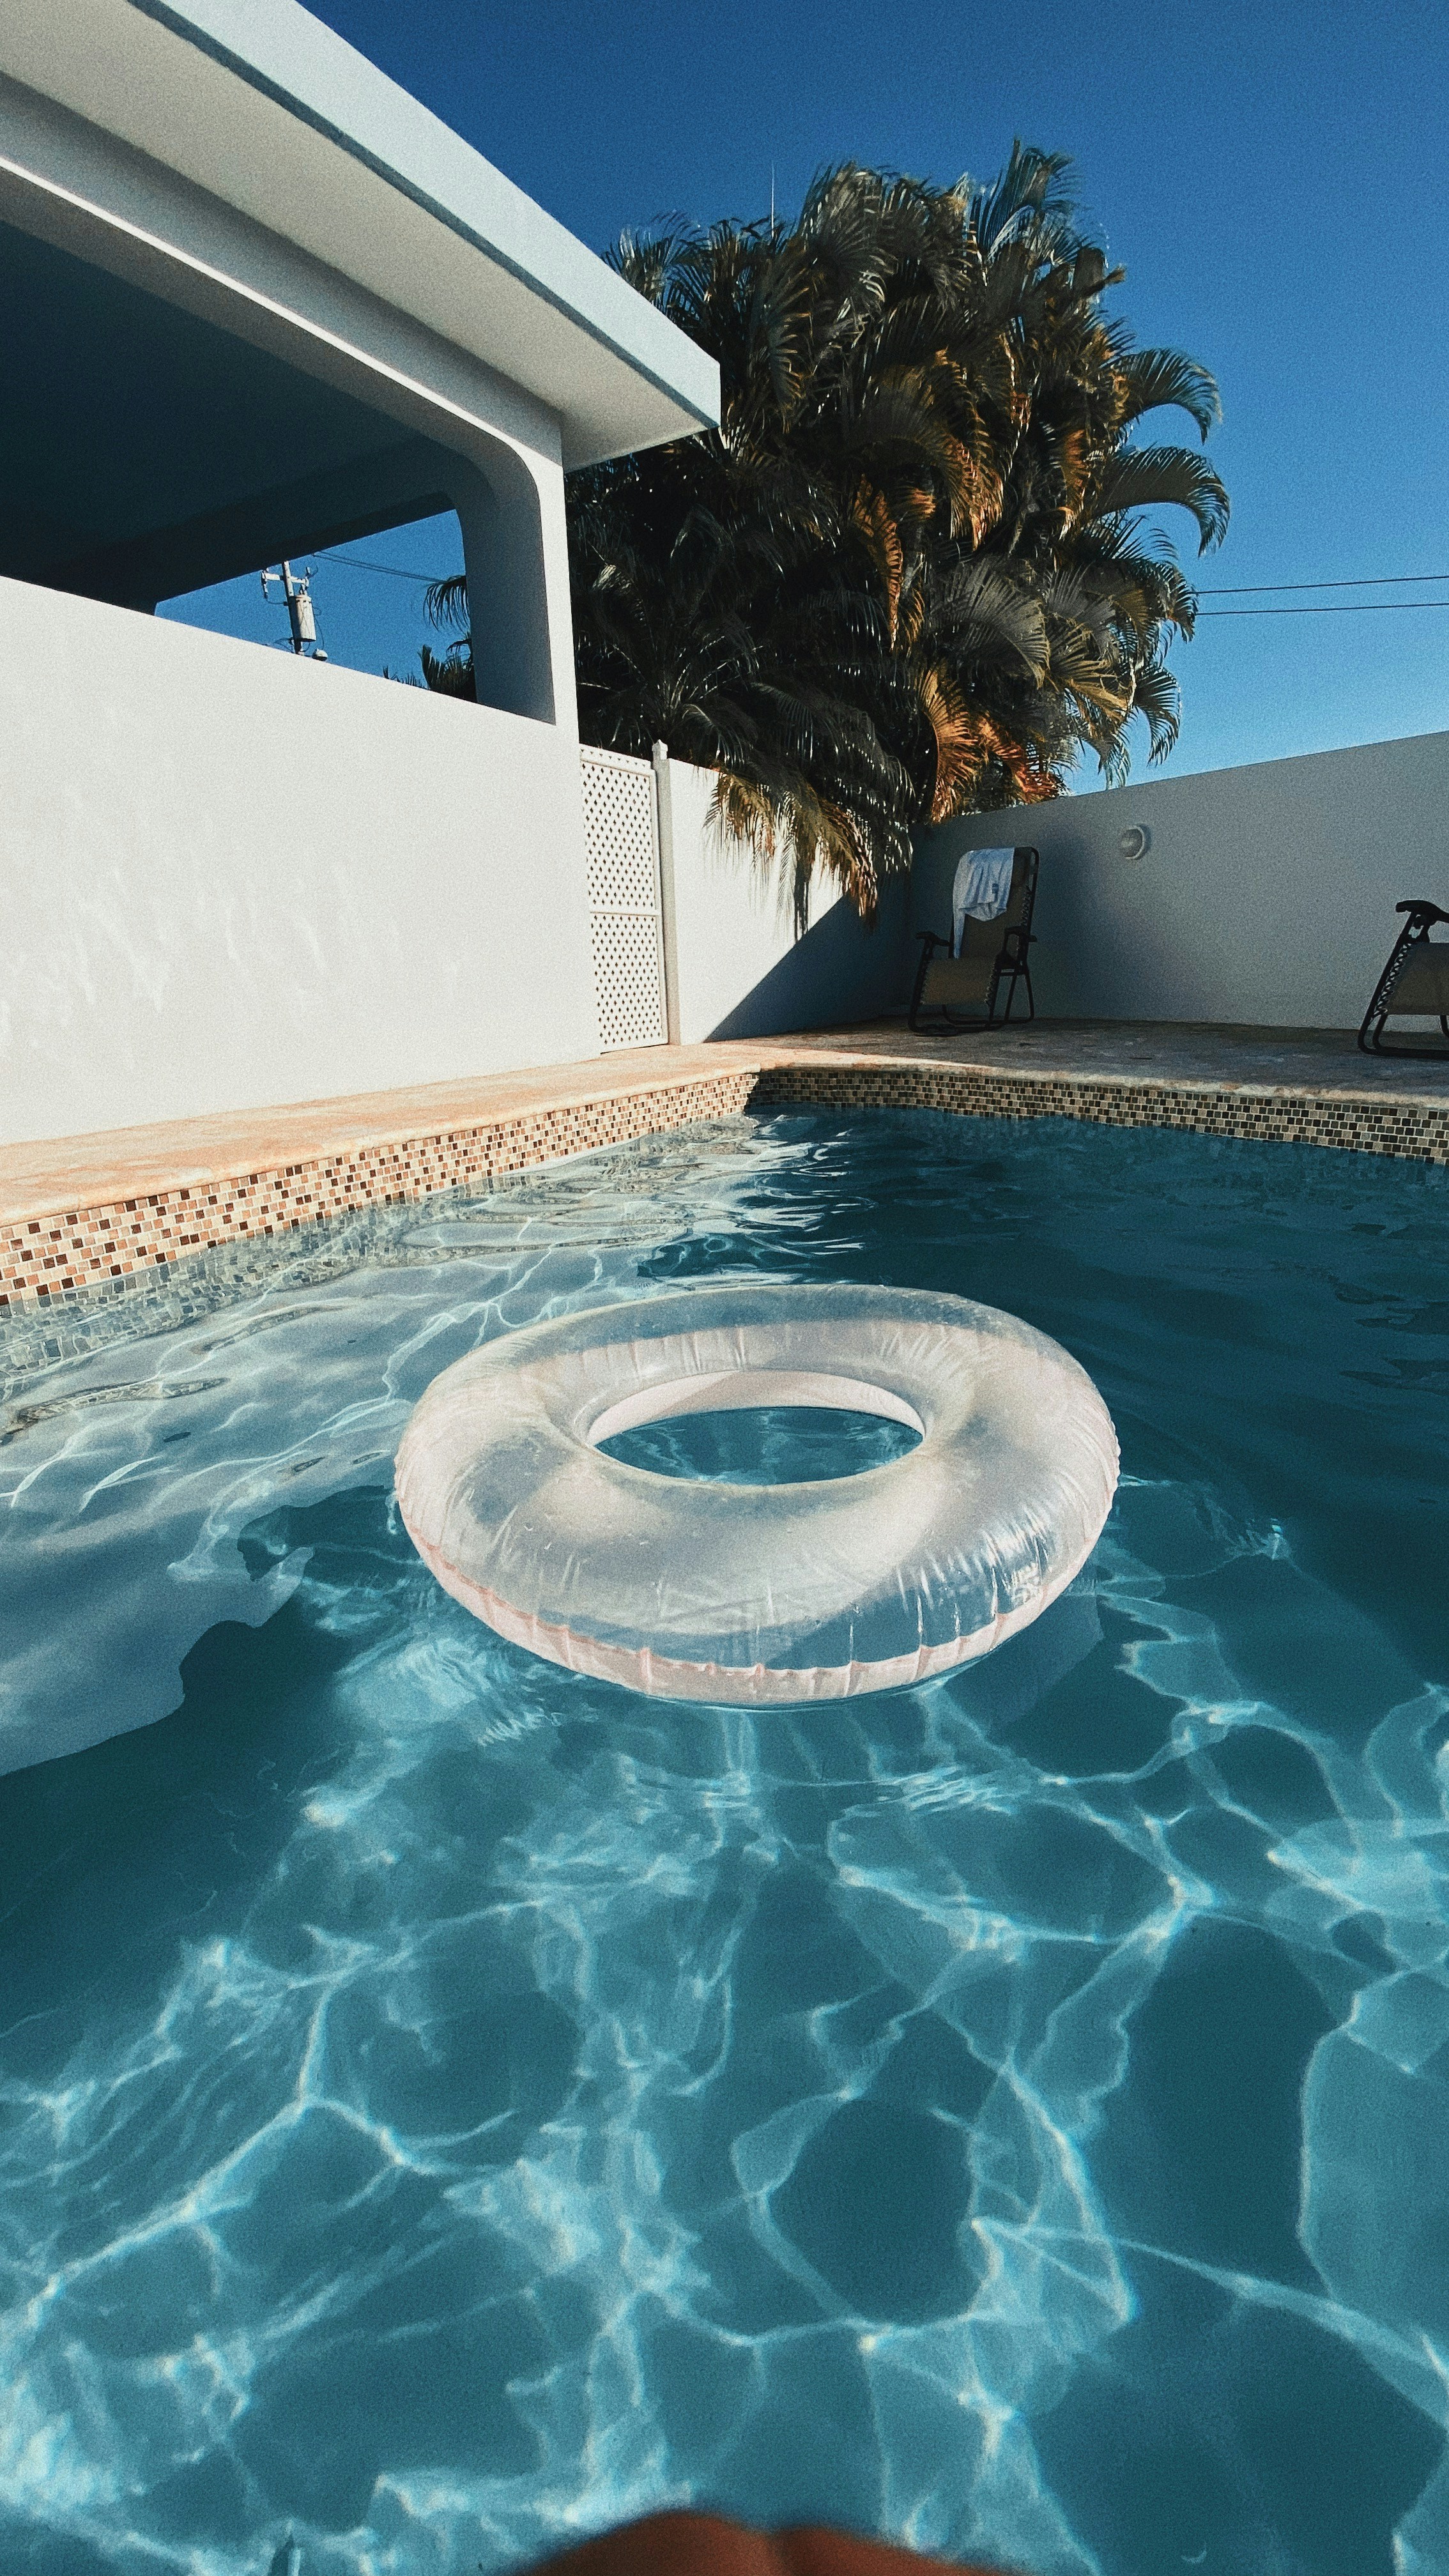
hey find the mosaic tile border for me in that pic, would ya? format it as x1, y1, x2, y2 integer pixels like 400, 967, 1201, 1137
754, 1059, 1449, 1165
6, 1050, 1448, 1318
0, 1071, 758, 1314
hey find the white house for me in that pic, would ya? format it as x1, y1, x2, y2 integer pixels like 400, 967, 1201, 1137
0, 0, 720, 1142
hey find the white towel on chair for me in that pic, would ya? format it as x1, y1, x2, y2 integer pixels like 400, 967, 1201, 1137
951, 847, 1015, 953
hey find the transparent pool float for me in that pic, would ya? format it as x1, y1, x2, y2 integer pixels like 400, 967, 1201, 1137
395, 1283, 1119, 1703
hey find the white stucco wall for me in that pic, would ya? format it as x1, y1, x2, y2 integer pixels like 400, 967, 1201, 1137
662, 758, 908, 1041
0, 579, 599, 1144
913, 732, 1449, 1027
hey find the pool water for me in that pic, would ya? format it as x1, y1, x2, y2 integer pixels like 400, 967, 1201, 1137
3, 1108, 1448, 2576
599, 1404, 922, 1483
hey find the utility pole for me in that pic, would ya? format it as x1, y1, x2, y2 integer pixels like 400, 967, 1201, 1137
261, 562, 327, 660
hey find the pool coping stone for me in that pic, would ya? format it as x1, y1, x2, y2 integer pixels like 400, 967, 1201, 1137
6, 1023, 1449, 1313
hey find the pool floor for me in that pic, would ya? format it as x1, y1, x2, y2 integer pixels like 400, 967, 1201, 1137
2, 1109, 1448, 2576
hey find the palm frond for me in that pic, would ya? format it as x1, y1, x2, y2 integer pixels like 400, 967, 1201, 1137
564, 149, 1225, 905
424, 572, 470, 632
1085, 445, 1230, 550
1117, 347, 1222, 440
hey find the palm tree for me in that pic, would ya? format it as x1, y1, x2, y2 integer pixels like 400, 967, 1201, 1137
435, 150, 1228, 923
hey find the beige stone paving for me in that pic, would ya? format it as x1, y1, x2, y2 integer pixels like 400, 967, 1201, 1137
0, 1047, 770, 1230
783, 1016, 1449, 1100
6, 1020, 1449, 1231
7, 1019, 1449, 1311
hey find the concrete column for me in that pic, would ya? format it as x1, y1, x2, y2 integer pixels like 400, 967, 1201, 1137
446, 449, 556, 727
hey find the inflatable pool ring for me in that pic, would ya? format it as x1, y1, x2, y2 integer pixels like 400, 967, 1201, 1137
395, 1283, 1118, 1703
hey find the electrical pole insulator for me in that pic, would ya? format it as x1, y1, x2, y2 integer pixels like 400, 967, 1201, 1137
261, 562, 324, 658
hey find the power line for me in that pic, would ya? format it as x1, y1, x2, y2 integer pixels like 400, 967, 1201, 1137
313, 546, 1449, 620
1197, 571, 1449, 595
317, 547, 1449, 601
315, 549, 457, 585
1198, 599, 1449, 617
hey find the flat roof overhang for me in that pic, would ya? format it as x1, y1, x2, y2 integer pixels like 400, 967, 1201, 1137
0, 0, 721, 471
0, 216, 476, 608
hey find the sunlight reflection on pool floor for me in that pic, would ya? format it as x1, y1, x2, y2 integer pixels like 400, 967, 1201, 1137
1, 1110, 1447, 2576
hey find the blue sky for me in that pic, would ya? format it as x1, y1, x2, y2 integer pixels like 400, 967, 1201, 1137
167, 0, 1449, 787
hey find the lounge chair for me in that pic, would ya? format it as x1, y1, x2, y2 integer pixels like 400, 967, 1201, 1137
909, 847, 1039, 1034
1358, 899, 1449, 1055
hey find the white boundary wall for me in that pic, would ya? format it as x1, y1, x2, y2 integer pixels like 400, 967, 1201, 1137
661, 756, 907, 1041
914, 731, 1449, 1027
19, 650, 1436, 1156
0, 578, 599, 1144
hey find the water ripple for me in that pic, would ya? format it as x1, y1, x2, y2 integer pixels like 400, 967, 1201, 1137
1, 1112, 1448, 2574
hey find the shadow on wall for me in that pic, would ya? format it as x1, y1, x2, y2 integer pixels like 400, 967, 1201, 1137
912, 730, 1449, 1029
705, 881, 912, 1040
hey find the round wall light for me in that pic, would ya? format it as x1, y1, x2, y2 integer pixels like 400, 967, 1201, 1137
1118, 825, 1151, 861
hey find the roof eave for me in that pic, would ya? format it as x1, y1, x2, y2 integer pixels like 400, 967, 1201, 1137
2, 0, 719, 464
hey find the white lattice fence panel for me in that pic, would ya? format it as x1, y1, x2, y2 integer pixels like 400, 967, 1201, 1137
581, 753, 658, 910
581, 746, 666, 1048
588, 913, 670, 1052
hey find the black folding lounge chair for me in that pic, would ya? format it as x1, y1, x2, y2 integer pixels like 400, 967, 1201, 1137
1358, 899, 1449, 1056
909, 847, 1039, 1034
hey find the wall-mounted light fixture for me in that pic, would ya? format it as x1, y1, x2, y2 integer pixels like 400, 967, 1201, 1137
1118, 825, 1151, 862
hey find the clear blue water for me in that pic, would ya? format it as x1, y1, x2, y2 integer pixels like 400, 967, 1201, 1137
599, 1406, 922, 1483
3, 1108, 1449, 2576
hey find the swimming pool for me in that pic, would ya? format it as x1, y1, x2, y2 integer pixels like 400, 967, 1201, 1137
2, 1108, 1447, 2576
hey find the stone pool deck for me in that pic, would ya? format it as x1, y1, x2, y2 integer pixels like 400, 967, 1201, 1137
6, 1018, 1449, 1310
